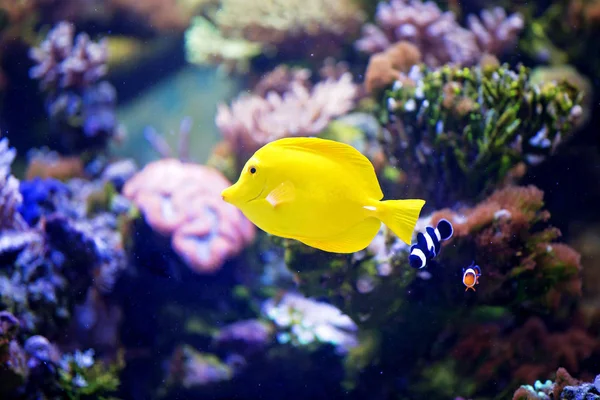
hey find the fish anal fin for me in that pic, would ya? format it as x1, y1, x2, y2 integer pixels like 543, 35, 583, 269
266, 181, 295, 208
272, 137, 384, 200
296, 217, 381, 253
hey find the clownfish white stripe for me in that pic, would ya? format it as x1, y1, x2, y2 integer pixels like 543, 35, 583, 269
411, 247, 427, 268
424, 232, 436, 256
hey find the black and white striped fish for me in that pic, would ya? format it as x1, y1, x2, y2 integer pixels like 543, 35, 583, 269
408, 219, 453, 269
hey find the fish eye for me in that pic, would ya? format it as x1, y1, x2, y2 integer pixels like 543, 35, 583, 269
249, 166, 257, 174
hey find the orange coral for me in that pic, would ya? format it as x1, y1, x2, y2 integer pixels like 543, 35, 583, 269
364, 41, 421, 94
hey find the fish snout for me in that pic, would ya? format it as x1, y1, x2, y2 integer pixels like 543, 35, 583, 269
221, 188, 230, 203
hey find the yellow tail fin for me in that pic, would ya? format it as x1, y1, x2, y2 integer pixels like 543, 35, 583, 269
377, 199, 426, 245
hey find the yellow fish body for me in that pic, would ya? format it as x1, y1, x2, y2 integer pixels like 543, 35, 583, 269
220, 137, 425, 253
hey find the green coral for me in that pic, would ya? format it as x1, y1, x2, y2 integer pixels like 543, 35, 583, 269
379, 63, 583, 208
58, 349, 123, 400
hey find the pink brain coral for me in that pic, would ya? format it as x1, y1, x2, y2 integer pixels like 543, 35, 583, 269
123, 158, 255, 274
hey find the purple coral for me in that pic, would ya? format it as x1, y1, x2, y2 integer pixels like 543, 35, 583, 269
29, 21, 108, 91
0, 138, 28, 232
28, 22, 121, 154
467, 7, 524, 57
215, 66, 358, 163
355, 0, 523, 66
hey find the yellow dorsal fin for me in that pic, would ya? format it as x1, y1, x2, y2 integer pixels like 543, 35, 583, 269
295, 217, 382, 253
271, 137, 384, 200
266, 181, 295, 208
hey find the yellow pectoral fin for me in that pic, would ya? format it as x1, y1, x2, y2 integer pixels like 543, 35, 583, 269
296, 217, 382, 254
266, 180, 296, 208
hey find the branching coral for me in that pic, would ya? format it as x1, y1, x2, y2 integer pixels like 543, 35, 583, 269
29, 22, 108, 91
215, 65, 359, 170
356, 0, 523, 67
123, 158, 255, 274
379, 63, 583, 208
29, 21, 123, 154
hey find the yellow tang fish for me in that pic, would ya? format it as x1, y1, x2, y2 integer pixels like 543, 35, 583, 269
220, 137, 426, 253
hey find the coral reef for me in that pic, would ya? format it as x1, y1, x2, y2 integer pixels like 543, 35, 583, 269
402, 186, 590, 399
1, 138, 127, 339
215, 64, 359, 172
513, 367, 600, 400
430, 185, 583, 311
276, 184, 589, 399
0, 308, 122, 399
379, 63, 583, 208
356, 1, 523, 67
29, 21, 124, 155
123, 158, 255, 274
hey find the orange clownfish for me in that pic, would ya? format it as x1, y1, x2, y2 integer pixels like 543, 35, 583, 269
462, 263, 481, 292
